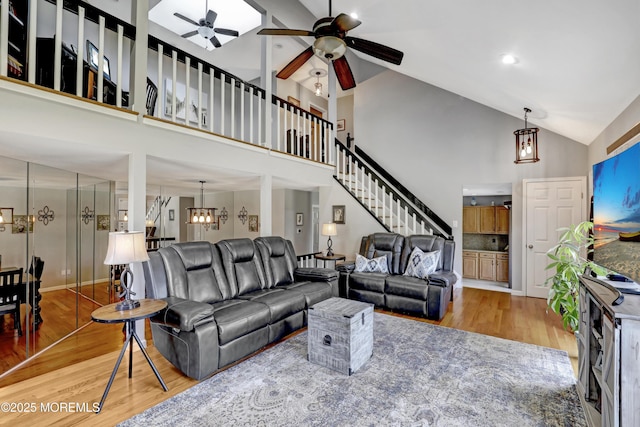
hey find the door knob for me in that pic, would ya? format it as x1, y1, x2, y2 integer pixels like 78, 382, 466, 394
528, 245, 533, 249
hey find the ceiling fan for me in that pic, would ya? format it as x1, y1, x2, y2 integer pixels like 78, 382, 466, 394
174, 0, 239, 49
257, 0, 403, 90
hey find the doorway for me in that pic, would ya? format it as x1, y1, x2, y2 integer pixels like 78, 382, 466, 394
523, 177, 586, 298
461, 183, 512, 293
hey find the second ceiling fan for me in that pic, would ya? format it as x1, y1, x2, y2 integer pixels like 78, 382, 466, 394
174, 0, 239, 49
258, 1, 403, 90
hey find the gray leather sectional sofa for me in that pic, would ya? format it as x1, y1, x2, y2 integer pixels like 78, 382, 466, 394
142, 236, 338, 380
338, 233, 456, 320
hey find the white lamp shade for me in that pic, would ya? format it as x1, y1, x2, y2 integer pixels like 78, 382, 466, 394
104, 231, 149, 265
322, 223, 337, 237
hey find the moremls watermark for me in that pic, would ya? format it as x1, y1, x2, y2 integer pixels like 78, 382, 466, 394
1, 401, 100, 413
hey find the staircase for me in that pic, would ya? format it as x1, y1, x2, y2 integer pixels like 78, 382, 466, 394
334, 140, 452, 239
146, 195, 172, 225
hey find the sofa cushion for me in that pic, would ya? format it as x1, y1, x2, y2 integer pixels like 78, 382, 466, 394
385, 275, 429, 300
349, 272, 388, 293
211, 299, 270, 346
355, 254, 389, 273
364, 233, 405, 274
277, 281, 333, 307
404, 247, 440, 279
217, 238, 266, 297
255, 237, 296, 287
237, 288, 306, 323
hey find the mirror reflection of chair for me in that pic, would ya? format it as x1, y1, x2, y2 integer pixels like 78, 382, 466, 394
0, 268, 24, 336
25, 257, 45, 329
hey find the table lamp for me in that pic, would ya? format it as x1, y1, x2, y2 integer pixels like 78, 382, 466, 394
322, 223, 337, 256
104, 230, 149, 311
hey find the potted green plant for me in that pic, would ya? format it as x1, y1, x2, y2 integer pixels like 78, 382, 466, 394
545, 221, 606, 332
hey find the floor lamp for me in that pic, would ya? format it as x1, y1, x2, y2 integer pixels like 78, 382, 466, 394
104, 230, 149, 311
322, 223, 337, 256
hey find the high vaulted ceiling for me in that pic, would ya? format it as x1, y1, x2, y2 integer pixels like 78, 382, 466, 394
199, 0, 640, 145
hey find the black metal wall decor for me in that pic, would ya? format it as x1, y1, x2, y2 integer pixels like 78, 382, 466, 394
219, 207, 228, 224
37, 205, 55, 226
81, 206, 95, 224
238, 206, 248, 225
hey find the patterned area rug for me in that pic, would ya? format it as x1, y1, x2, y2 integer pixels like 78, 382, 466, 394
120, 313, 585, 427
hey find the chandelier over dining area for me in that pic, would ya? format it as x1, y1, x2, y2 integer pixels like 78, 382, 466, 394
186, 181, 217, 231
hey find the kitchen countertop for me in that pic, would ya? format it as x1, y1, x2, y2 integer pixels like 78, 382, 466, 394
462, 249, 509, 254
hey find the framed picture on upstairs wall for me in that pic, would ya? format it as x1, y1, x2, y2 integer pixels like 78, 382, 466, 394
337, 119, 346, 132
296, 213, 304, 226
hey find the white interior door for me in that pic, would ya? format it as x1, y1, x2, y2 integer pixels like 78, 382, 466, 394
524, 177, 586, 298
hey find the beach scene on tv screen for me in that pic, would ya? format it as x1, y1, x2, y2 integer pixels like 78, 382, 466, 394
593, 142, 640, 282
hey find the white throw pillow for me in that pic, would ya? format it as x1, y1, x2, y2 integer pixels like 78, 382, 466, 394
404, 247, 440, 279
354, 254, 389, 273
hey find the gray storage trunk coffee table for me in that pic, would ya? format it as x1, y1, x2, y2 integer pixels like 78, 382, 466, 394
307, 297, 374, 375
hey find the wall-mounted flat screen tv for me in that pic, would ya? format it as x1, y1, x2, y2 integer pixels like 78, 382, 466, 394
592, 141, 640, 283
86, 40, 111, 80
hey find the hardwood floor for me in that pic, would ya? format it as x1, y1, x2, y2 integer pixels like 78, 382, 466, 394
0, 287, 578, 426
0, 281, 113, 375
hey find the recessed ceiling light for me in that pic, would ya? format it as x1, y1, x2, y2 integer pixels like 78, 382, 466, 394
274, 43, 283, 49
501, 54, 518, 65
350, 12, 358, 19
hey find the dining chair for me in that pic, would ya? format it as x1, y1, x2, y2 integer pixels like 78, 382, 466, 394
0, 268, 24, 336
25, 257, 45, 329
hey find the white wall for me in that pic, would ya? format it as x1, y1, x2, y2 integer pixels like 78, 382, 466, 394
321, 69, 589, 291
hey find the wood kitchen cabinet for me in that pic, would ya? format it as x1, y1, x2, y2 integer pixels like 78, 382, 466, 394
478, 252, 496, 281
463, 250, 509, 284
462, 251, 478, 279
463, 207, 479, 233
496, 253, 509, 282
495, 206, 509, 234
463, 206, 509, 234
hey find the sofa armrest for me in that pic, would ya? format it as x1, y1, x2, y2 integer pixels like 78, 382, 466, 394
152, 296, 215, 332
336, 261, 355, 274
428, 271, 457, 288
294, 267, 338, 282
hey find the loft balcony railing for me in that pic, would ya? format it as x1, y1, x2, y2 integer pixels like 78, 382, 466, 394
0, 0, 334, 166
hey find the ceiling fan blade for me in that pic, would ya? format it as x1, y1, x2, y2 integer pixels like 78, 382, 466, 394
211, 36, 222, 48
174, 13, 200, 27
258, 28, 315, 37
345, 36, 404, 65
205, 9, 217, 26
276, 46, 314, 80
332, 13, 362, 33
333, 56, 356, 90
215, 28, 239, 37
181, 30, 200, 39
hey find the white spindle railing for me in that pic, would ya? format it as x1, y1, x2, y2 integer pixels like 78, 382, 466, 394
335, 143, 441, 236
2, 2, 335, 165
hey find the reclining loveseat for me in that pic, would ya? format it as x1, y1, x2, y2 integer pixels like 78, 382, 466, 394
338, 233, 456, 320
142, 236, 338, 380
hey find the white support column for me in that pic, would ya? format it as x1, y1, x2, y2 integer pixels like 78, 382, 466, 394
260, 11, 273, 148
128, 150, 147, 340
260, 174, 272, 236
131, 0, 149, 116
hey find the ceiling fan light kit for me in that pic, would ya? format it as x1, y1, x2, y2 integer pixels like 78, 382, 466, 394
313, 36, 346, 60
258, 0, 404, 91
